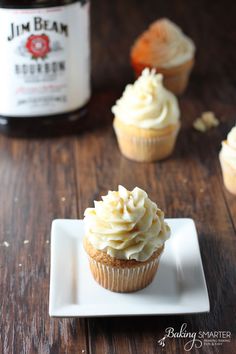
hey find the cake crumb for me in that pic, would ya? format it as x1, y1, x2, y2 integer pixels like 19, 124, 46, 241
202, 111, 219, 128
3, 241, 10, 247
199, 188, 204, 193
193, 111, 219, 132
193, 119, 207, 132
61, 197, 66, 202
18, 263, 22, 267
23, 240, 29, 244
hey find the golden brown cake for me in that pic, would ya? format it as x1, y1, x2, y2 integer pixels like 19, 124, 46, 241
219, 126, 236, 195
112, 68, 181, 162
83, 186, 170, 292
131, 18, 195, 95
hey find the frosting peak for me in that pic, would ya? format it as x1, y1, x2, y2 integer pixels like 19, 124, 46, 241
84, 186, 170, 262
111, 68, 180, 129
220, 126, 236, 169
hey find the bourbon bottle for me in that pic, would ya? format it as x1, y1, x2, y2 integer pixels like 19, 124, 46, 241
0, 0, 90, 136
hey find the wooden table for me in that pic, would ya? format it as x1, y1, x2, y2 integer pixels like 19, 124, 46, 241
0, 0, 236, 353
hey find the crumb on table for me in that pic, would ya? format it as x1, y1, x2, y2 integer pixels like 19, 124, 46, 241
193, 111, 220, 132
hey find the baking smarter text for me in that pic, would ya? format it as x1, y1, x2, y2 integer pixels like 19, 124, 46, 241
158, 323, 231, 351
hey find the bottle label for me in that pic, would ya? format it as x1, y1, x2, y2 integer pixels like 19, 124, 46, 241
0, 1, 90, 117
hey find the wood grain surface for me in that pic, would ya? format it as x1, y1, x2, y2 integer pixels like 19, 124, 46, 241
0, 0, 236, 353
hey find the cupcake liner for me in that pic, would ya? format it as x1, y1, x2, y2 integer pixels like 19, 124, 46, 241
219, 154, 236, 195
88, 254, 161, 292
114, 120, 180, 162
131, 59, 194, 95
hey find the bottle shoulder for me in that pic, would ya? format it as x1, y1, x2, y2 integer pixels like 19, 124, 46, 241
0, 0, 82, 9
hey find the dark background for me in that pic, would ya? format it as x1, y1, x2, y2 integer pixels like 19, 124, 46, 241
0, 0, 236, 353
91, 0, 236, 91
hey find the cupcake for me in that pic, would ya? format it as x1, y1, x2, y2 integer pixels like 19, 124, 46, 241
130, 18, 196, 95
83, 185, 170, 293
112, 68, 180, 162
219, 125, 236, 195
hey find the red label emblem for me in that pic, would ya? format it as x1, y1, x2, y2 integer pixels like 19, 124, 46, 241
25, 34, 50, 59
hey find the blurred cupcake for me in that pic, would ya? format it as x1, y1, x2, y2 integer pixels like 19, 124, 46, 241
112, 68, 180, 162
219, 125, 236, 195
83, 185, 170, 293
131, 18, 196, 95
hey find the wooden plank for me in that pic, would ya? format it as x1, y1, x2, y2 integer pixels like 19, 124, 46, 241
0, 0, 235, 353
0, 137, 88, 354
75, 89, 236, 354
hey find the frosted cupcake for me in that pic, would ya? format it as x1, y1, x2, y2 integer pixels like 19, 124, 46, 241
131, 18, 196, 95
112, 68, 180, 162
219, 126, 236, 195
83, 185, 170, 293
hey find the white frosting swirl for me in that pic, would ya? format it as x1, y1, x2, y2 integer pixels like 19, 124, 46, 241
112, 68, 180, 129
84, 185, 170, 262
132, 18, 195, 68
220, 126, 236, 169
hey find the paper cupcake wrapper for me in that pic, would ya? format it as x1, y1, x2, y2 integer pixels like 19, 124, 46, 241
114, 124, 180, 162
163, 70, 192, 96
219, 153, 236, 195
88, 255, 161, 293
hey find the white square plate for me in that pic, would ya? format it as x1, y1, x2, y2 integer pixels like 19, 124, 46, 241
49, 219, 209, 317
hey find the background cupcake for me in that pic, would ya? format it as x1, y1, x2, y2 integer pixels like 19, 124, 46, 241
131, 18, 196, 95
83, 185, 170, 293
112, 68, 180, 162
219, 125, 236, 195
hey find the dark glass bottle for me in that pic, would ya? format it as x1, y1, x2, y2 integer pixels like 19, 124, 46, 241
0, 0, 90, 136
